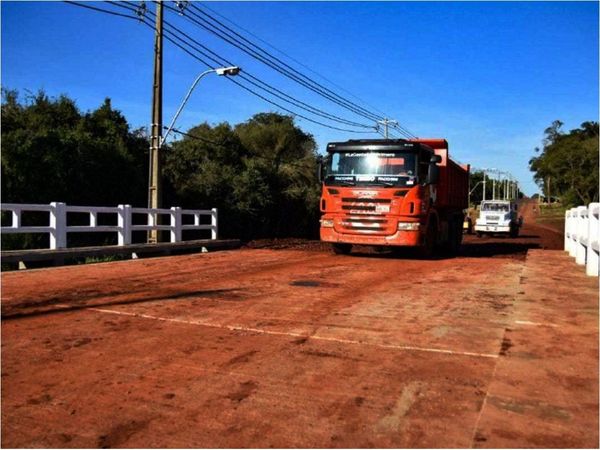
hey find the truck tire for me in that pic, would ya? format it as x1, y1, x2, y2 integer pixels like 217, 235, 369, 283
510, 225, 519, 238
441, 217, 463, 256
417, 221, 436, 259
332, 243, 352, 255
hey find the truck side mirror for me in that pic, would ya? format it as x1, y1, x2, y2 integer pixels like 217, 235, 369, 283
427, 164, 440, 184
427, 155, 441, 185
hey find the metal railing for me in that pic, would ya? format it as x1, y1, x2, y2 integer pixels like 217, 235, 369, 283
1, 202, 217, 250
564, 202, 599, 277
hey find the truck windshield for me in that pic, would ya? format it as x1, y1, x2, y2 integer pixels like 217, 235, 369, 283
325, 151, 417, 187
482, 203, 510, 212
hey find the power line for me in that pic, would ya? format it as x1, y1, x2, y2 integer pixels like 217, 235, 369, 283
165, 126, 220, 145
197, 1, 393, 120
183, 3, 417, 138
64, 1, 140, 21
170, 2, 388, 124
110, 1, 378, 131
65, 1, 380, 134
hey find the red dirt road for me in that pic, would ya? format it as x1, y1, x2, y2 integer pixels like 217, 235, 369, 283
1, 205, 597, 448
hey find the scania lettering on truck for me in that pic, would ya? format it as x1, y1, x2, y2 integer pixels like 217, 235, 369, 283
318, 139, 469, 256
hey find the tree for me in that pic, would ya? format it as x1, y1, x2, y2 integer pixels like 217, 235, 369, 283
1, 89, 148, 249
1, 89, 148, 206
164, 113, 320, 240
529, 121, 599, 206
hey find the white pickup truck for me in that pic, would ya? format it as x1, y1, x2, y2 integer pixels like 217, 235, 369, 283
475, 200, 523, 238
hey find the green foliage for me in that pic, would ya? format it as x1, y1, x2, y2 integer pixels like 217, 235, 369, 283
1, 89, 150, 250
164, 112, 320, 240
1, 89, 148, 206
529, 120, 599, 206
2, 90, 322, 245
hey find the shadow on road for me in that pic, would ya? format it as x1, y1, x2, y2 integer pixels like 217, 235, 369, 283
1, 288, 241, 320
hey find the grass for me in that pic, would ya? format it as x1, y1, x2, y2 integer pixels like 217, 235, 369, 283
537, 203, 567, 221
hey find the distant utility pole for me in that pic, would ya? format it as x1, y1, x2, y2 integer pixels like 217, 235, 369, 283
148, 1, 163, 243
377, 118, 398, 139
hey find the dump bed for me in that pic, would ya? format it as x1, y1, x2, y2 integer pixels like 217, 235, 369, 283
410, 139, 469, 211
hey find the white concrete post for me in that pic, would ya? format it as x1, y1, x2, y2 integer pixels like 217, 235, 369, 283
575, 206, 588, 265
11, 209, 21, 229
564, 209, 570, 252
211, 208, 218, 240
117, 204, 132, 246
586, 203, 599, 277
568, 208, 577, 258
170, 207, 182, 243
49, 202, 67, 249
90, 211, 98, 228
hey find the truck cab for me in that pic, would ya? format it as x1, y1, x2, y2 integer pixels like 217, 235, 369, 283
475, 200, 522, 237
318, 138, 469, 256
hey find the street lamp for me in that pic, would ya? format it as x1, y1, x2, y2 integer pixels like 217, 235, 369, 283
162, 66, 241, 146
148, 65, 240, 244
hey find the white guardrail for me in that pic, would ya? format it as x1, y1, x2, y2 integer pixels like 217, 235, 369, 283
0, 202, 217, 250
564, 202, 599, 277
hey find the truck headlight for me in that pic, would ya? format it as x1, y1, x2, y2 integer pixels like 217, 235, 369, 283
320, 219, 334, 228
397, 222, 420, 231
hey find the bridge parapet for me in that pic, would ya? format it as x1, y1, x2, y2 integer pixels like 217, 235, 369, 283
1, 202, 218, 250
564, 202, 599, 276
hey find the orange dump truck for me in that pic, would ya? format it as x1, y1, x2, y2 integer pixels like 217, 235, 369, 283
318, 138, 469, 255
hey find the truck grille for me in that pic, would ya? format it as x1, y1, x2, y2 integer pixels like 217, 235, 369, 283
339, 216, 390, 233
486, 215, 500, 223
341, 197, 391, 214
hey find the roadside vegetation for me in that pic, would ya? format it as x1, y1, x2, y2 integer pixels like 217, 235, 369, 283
1, 89, 320, 249
529, 120, 599, 207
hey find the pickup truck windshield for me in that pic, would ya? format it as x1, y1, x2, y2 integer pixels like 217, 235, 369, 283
325, 151, 417, 187
482, 203, 510, 212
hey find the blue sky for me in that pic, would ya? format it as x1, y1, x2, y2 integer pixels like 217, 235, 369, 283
2, 1, 598, 195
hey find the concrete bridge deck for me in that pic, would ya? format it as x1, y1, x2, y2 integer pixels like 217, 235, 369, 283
1, 228, 597, 448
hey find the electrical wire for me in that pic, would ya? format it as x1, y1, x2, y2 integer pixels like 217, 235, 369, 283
65, 1, 381, 134
64, 1, 140, 21
183, 3, 417, 138
166, 2, 390, 125
109, 1, 378, 133
197, 1, 393, 120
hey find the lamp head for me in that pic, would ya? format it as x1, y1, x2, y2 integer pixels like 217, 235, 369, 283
215, 66, 241, 76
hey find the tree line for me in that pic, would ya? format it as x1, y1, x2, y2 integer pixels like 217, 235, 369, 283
529, 120, 599, 206
1, 90, 320, 248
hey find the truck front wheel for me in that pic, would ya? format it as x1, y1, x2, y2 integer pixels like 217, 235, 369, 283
417, 221, 436, 259
332, 243, 352, 255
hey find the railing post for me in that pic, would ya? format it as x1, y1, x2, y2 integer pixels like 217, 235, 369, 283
568, 208, 577, 258
211, 208, 218, 240
170, 207, 182, 243
11, 209, 21, 229
90, 211, 98, 228
586, 203, 599, 277
575, 206, 588, 265
117, 204, 132, 246
49, 202, 67, 249
564, 209, 570, 252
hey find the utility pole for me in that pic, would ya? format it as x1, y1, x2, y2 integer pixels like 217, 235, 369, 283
482, 172, 486, 201
148, 1, 163, 243
377, 118, 398, 139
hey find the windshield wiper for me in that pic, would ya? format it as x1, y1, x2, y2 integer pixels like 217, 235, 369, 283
368, 181, 396, 187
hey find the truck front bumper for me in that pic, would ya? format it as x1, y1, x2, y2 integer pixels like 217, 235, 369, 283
320, 227, 422, 246
474, 224, 510, 233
